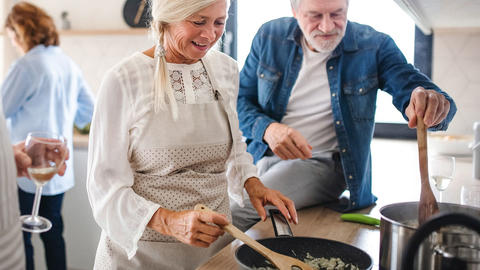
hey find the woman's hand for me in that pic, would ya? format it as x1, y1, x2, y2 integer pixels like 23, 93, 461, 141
147, 208, 229, 247
244, 177, 298, 225
12, 140, 69, 178
13, 141, 31, 178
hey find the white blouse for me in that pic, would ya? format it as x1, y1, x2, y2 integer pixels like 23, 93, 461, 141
87, 50, 257, 259
0, 102, 25, 269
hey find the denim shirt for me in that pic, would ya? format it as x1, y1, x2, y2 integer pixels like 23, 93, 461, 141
237, 18, 457, 211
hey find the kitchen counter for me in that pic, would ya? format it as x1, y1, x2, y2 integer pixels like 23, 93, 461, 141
73, 133, 89, 149
198, 138, 478, 269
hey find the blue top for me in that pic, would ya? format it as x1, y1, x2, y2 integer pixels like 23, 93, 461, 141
237, 18, 457, 211
1, 45, 94, 195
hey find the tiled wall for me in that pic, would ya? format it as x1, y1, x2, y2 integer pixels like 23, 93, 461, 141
432, 28, 480, 136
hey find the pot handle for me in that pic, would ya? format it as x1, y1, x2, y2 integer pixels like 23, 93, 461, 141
269, 209, 293, 238
402, 212, 480, 270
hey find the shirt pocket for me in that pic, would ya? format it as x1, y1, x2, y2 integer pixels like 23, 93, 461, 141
342, 76, 379, 121
256, 66, 281, 106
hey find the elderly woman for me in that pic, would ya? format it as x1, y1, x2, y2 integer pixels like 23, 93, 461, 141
1, 2, 94, 270
86, 0, 297, 269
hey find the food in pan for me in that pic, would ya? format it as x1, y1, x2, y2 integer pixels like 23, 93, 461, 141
253, 253, 360, 270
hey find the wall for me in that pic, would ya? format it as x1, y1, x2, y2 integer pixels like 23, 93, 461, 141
1, 0, 153, 95
17, 0, 129, 31
432, 28, 480, 135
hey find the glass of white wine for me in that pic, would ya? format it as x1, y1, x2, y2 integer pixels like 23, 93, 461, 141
19, 131, 67, 233
429, 155, 455, 202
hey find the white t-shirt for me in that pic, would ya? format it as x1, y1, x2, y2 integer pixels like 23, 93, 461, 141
281, 38, 338, 155
0, 102, 25, 270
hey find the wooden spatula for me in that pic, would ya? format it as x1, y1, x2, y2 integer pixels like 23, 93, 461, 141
416, 116, 439, 225
194, 204, 313, 270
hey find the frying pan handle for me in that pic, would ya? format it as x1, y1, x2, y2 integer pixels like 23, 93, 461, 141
269, 209, 293, 238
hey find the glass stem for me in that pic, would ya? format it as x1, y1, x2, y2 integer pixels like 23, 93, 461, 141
439, 191, 443, 203
30, 184, 43, 218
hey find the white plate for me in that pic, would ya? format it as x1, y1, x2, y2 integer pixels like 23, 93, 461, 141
428, 134, 473, 157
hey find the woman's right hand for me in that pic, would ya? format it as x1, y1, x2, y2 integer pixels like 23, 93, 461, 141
147, 208, 229, 247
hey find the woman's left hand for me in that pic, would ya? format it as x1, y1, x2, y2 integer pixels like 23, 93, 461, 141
13, 141, 31, 178
244, 177, 298, 224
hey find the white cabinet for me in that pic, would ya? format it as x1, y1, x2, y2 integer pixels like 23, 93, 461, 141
32, 145, 100, 270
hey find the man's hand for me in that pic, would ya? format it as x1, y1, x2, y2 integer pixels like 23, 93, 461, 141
405, 87, 450, 128
244, 177, 298, 225
264, 123, 312, 160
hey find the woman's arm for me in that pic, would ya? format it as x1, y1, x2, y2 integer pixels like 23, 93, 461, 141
1, 61, 35, 118
86, 69, 159, 259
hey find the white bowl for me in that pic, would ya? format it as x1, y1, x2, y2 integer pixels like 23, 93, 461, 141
428, 134, 473, 157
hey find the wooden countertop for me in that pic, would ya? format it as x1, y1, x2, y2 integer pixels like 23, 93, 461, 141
198, 138, 477, 269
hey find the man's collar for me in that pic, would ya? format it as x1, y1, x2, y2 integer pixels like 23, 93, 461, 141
339, 21, 358, 52
287, 23, 303, 45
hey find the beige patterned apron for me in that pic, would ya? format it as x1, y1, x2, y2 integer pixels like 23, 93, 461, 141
94, 98, 235, 269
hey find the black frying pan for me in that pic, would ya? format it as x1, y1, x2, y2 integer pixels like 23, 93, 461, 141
235, 209, 373, 270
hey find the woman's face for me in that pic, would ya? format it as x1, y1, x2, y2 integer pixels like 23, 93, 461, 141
6, 27, 27, 55
164, 0, 227, 64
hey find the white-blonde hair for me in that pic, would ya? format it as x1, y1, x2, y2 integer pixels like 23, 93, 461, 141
149, 0, 229, 117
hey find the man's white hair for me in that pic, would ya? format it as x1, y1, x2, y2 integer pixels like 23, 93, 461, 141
290, 0, 349, 11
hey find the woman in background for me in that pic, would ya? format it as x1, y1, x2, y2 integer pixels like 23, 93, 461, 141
1, 2, 95, 270
86, 0, 297, 269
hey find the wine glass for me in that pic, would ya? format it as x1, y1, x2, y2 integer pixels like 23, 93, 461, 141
429, 155, 455, 202
19, 131, 67, 233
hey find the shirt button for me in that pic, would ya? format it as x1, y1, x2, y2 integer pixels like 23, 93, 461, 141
342, 148, 346, 153
329, 66, 334, 70
352, 201, 356, 206
359, 88, 364, 93
336, 121, 341, 125
349, 175, 353, 179
332, 93, 336, 97
260, 73, 265, 78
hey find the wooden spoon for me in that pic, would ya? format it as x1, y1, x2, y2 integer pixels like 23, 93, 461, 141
417, 116, 439, 225
194, 204, 313, 270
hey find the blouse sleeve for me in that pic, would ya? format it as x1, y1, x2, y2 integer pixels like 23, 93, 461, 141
225, 62, 258, 207
0, 61, 35, 118
86, 69, 159, 259
73, 71, 95, 129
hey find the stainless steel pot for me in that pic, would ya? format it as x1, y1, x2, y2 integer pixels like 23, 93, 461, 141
379, 202, 480, 270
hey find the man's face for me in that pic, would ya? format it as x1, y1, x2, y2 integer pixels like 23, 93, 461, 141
293, 0, 348, 53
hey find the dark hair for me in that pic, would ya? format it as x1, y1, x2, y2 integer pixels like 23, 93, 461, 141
5, 1, 59, 51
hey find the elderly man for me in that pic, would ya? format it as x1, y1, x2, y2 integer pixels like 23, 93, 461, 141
232, 0, 456, 231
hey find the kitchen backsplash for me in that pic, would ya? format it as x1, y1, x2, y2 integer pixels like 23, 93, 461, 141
433, 28, 480, 136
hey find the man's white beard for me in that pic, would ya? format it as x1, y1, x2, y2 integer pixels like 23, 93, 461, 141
305, 28, 345, 53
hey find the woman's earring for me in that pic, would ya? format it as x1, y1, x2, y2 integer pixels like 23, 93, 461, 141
155, 44, 166, 58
